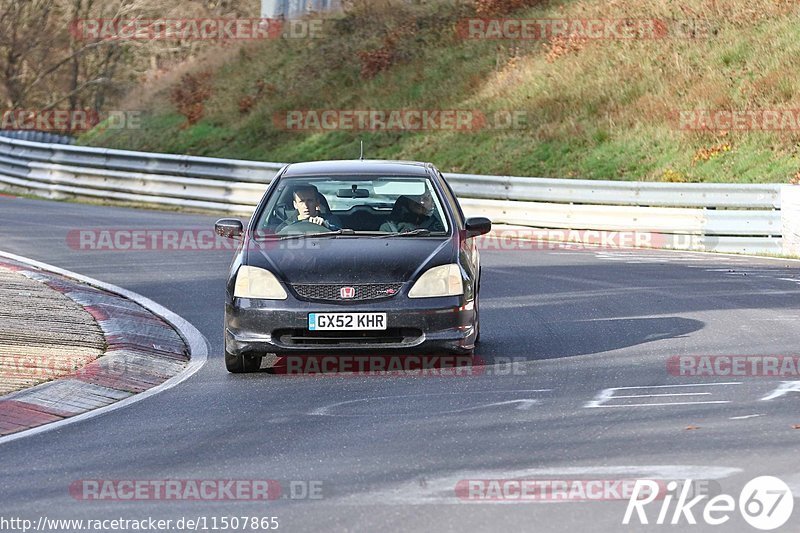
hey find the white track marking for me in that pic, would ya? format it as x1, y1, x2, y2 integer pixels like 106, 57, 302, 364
309, 390, 551, 417
585, 383, 742, 408
591, 401, 731, 408
761, 381, 800, 401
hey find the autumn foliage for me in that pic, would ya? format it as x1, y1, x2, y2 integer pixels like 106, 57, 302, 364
170, 71, 213, 127
474, 0, 544, 17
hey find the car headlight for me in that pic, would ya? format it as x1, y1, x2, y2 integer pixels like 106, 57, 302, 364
408, 264, 464, 298
234, 266, 287, 300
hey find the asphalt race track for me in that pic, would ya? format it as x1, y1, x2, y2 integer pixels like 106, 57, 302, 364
1, 196, 799, 532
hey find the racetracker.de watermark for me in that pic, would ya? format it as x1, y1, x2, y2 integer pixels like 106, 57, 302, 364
272, 109, 534, 132
455, 478, 722, 502
677, 109, 800, 131
275, 109, 481, 132
69, 479, 322, 501
456, 18, 716, 40
668, 355, 800, 378
1, 110, 141, 132
69, 18, 322, 41
270, 355, 527, 377
66, 228, 699, 252
0, 354, 98, 380
476, 229, 668, 251
67, 229, 239, 252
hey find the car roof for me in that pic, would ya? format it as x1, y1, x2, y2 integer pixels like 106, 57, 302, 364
280, 160, 433, 177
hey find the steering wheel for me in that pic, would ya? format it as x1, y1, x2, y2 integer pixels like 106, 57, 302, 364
277, 220, 332, 236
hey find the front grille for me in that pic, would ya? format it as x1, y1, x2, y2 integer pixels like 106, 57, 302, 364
291, 283, 403, 302
275, 328, 423, 347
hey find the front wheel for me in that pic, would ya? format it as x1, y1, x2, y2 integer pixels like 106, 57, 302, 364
474, 295, 481, 345
225, 349, 262, 373
474, 269, 481, 345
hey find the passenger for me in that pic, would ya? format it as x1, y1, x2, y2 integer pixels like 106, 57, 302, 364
380, 192, 444, 233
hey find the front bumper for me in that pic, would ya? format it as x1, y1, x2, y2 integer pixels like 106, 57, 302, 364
225, 294, 476, 356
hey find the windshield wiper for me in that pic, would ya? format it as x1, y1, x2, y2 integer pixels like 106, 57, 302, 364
378, 228, 432, 238
277, 229, 354, 240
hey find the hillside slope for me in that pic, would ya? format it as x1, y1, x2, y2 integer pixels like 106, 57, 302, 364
82, 0, 800, 183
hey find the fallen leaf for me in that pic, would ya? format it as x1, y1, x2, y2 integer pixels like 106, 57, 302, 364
792, 425, 800, 430
685, 425, 700, 430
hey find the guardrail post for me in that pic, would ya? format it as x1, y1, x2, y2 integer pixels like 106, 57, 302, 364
782, 185, 800, 256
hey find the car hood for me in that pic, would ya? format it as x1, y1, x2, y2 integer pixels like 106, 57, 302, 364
245, 236, 455, 284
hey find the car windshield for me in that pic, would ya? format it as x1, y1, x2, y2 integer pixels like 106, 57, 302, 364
254, 175, 450, 237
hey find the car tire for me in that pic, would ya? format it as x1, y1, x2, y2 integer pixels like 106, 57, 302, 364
474, 294, 481, 345
476, 268, 482, 345
225, 349, 262, 373
452, 347, 474, 358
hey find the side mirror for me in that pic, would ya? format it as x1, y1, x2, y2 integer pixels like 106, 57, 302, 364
215, 218, 244, 239
465, 217, 492, 238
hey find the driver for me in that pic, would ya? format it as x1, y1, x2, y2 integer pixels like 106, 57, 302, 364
280, 185, 342, 231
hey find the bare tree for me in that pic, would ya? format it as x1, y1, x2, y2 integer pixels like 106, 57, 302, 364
0, 0, 59, 108
0, 0, 259, 130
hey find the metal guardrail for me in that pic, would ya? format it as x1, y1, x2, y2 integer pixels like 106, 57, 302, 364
0, 135, 790, 254
447, 173, 781, 209
0, 130, 75, 145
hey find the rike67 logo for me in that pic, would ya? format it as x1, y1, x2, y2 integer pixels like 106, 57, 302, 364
623, 476, 793, 530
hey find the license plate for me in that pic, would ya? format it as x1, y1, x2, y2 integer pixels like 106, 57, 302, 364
308, 313, 387, 331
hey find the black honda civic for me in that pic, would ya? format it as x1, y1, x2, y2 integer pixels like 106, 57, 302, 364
215, 160, 491, 373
